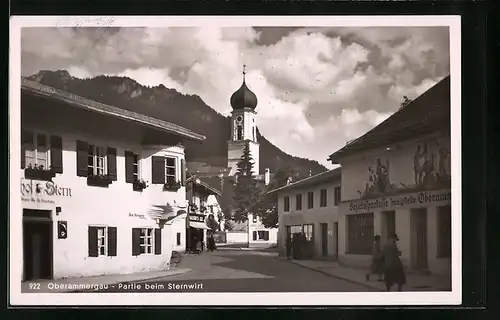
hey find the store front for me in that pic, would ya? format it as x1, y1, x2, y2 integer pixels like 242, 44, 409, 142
186, 213, 210, 252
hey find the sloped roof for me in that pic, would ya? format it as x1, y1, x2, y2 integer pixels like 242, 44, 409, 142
267, 168, 341, 194
328, 75, 450, 164
21, 78, 206, 141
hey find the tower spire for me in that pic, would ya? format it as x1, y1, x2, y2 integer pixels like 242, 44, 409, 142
242, 64, 247, 82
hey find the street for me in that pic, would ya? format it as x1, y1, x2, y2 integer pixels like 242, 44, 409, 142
93, 249, 378, 292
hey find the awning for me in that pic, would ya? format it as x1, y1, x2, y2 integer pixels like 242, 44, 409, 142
189, 221, 211, 230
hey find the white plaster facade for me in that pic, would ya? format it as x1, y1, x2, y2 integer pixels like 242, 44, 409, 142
335, 133, 452, 276
274, 172, 342, 259
20, 83, 203, 281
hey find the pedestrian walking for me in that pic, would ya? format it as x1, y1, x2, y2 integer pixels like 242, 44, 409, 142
382, 233, 406, 291
366, 235, 384, 282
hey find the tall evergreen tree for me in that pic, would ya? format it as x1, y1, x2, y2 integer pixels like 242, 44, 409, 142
254, 167, 294, 228
232, 142, 259, 223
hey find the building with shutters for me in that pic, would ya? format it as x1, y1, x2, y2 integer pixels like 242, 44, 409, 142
19, 79, 205, 281
268, 169, 342, 259
327, 76, 452, 277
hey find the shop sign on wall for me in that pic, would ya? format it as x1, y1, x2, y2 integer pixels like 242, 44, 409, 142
189, 214, 205, 222
21, 179, 72, 204
346, 190, 452, 213
129, 213, 146, 219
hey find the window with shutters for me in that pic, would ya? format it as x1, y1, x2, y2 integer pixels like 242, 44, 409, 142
22, 130, 50, 169
88, 145, 106, 176
296, 194, 302, 210
257, 230, 269, 241
140, 228, 154, 254
320, 189, 327, 207
88, 226, 117, 257
165, 157, 176, 184
284, 196, 290, 212
334, 187, 341, 206
307, 191, 314, 209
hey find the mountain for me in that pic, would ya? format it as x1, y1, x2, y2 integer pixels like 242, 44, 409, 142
24, 70, 328, 177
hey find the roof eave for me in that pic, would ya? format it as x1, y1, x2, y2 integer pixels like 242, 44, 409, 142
21, 80, 206, 142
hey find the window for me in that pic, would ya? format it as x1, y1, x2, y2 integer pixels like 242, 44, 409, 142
133, 153, 139, 180
165, 157, 177, 184
284, 196, 290, 212
140, 228, 154, 254
23, 130, 49, 168
88, 144, 106, 176
176, 232, 181, 246
236, 125, 243, 140
303, 224, 314, 241
253, 230, 269, 241
307, 191, 314, 209
437, 206, 451, 258
296, 194, 302, 210
132, 228, 161, 256
334, 187, 341, 206
320, 189, 327, 207
88, 226, 117, 257
347, 213, 374, 254
252, 215, 257, 223
288, 225, 302, 239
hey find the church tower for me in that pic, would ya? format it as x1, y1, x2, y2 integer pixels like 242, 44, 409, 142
227, 65, 260, 177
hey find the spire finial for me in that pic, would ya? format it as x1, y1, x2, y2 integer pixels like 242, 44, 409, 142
242, 64, 247, 82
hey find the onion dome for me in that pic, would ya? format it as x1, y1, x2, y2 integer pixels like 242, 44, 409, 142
230, 65, 258, 111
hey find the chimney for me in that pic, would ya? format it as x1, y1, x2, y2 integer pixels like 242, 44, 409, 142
265, 168, 270, 186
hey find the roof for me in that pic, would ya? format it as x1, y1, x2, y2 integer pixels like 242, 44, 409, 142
328, 75, 450, 163
267, 168, 341, 195
186, 175, 222, 196
230, 79, 258, 111
21, 78, 206, 142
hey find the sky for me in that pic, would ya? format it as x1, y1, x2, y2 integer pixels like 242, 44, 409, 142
21, 26, 450, 168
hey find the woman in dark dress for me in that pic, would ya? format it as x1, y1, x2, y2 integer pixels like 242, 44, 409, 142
382, 233, 406, 291
366, 235, 384, 281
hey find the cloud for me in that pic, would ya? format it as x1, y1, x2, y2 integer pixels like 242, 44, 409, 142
21, 26, 450, 168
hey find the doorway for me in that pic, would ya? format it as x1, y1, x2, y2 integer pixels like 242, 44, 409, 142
23, 209, 53, 281
333, 222, 339, 260
320, 223, 328, 257
411, 208, 428, 270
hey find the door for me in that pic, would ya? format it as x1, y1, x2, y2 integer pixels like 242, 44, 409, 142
320, 223, 328, 257
412, 208, 428, 270
23, 219, 53, 281
383, 211, 396, 241
285, 226, 292, 257
333, 222, 339, 260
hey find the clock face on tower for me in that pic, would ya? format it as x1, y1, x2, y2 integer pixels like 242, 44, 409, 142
236, 116, 243, 123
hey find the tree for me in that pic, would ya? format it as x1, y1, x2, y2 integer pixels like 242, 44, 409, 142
254, 167, 295, 228
232, 142, 260, 223
206, 214, 219, 233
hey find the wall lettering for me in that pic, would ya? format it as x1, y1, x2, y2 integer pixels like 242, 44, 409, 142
21, 180, 72, 202
129, 213, 146, 219
347, 190, 451, 213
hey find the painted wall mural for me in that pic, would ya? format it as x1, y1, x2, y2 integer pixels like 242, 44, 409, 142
360, 138, 451, 199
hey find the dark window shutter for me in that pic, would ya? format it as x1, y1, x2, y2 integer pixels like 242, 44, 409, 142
125, 151, 135, 183
151, 156, 165, 184
264, 231, 269, 241
50, 135, 63, 173
181, 159, 186, 186
132, 228, 141, 256
21, 143, 26, 169
107, 227, 117, 257
76, 140, 89, 177
88, 226, 98, 257
155, 228, 162, 255
253, 231, 257, 241
176, 233, 181, 246
107, 147, 117, 181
